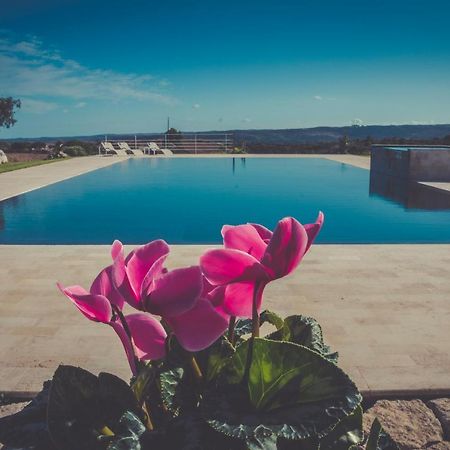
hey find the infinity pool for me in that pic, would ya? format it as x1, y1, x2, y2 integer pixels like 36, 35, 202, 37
1, 157, 450, 244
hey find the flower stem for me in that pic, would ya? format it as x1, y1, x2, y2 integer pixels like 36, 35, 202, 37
142, 401, 154, 431
251, 285, 260, 339
112, 305, 140, 373
243, 283, 261, 384
189, 354, 204, 383
227, 316, 236, 344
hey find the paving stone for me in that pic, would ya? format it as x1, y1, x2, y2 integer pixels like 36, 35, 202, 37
363, 399, 443, 449
428, 398, 450, 440
1, 243, 450, 395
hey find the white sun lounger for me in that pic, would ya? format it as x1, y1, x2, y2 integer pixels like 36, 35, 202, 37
101, 142, 127, 156
148, 142, 173, 156
118, 142, 144, 156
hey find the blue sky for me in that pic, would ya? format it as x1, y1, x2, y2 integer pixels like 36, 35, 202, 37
1, 0, 450, 137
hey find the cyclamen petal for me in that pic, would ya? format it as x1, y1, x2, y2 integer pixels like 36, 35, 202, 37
125, 313, 167, 361
200, 248, 268, 286
221, 281, 265, 318
145, 266, 203, 318
222, 224, 268, 260
262, 217, 308, 279
304, 211, 324, 253
125, 240, 170, 299
110, 321, 137, 376
168, 298, 229, 352
249, 223, 273, 242
57, 283, 112, 323
140, 254, 169, 300
111, 240, 139, 308
90, 266, 125, 310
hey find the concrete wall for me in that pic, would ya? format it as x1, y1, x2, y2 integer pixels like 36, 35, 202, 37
371, 146, 450, 182
409, 149, 450, 181
371, 147, 410, 178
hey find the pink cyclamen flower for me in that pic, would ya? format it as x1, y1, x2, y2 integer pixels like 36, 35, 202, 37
112, 240, 228, 352
200, 213, 324, 318
57, 265, 167, 375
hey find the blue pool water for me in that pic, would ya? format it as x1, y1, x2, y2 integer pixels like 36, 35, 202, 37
1, 157, 450, 244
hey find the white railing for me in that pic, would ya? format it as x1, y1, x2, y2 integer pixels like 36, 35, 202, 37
100, 133, 233, 155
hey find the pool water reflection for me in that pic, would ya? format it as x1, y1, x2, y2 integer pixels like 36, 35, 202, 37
1, 157, 450, 244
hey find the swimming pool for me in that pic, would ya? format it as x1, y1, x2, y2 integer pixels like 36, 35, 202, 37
1, 157, 449, 244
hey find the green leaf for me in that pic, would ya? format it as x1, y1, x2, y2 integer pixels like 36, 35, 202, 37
47, 365, 101, 450
278, 437, 320, 450
269, 315, 338, 363
98, 372, 142, 425
107, 412, 146, 450
234, 318, 253, 340
195, 335, 236, 382
235, 310, 285, 344
259, 310, 285, 336
130, 363, 157, 405
159, 366, 185, 415
204, 338, 361, 441
245, 426, 277, 450
320, 405, 363, 449
0, 381, 55, 449
366, 418, 399, 450
48, 365, 141, 450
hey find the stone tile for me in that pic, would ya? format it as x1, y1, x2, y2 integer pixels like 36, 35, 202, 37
0, 244, 449, 395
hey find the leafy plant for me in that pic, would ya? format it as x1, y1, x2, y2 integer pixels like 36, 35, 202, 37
0, 215, 400, 449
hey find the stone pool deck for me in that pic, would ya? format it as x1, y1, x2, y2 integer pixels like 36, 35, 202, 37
0, 155, 128, 202
0, 244, 449, 398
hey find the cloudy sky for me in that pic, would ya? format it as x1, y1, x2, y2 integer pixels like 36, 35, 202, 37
1, 0, 450, 137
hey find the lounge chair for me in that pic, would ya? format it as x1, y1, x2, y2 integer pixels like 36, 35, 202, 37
118, 142, 144, 156
147, 142, 173, 156
101, 142, 128, 156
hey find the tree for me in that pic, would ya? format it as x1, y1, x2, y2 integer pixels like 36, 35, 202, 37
165, 127, 182, 142
0, 97, 21, 129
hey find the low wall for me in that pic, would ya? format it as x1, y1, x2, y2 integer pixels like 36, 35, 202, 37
371, 146, 450, 182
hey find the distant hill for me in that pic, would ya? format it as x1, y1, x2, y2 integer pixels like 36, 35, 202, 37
226, 124, 450, 145
2, 124, 450, 144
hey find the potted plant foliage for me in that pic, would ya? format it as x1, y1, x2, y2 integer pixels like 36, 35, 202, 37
0, 215, 398, 449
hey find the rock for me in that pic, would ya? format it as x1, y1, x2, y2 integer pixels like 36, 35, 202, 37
363, 399, 443, 449
428, 399, 450, 440
425, 443, 450, 450
0, 401, 29, 419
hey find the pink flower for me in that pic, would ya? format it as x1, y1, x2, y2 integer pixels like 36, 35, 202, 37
57, 265, 167, 375
200, 214, 324, 317
112, 240, 228, 352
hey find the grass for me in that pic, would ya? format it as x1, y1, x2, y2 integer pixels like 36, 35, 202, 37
0, 158, 67, 174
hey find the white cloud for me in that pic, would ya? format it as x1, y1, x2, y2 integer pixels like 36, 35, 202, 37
74, 101, 87, 108
192, 103, 200, 109
0, 35, 175, 106
242, 117, 252, 123
314, 95, 336, 101
351, 118, 364, 127
20, 97, 58, 114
